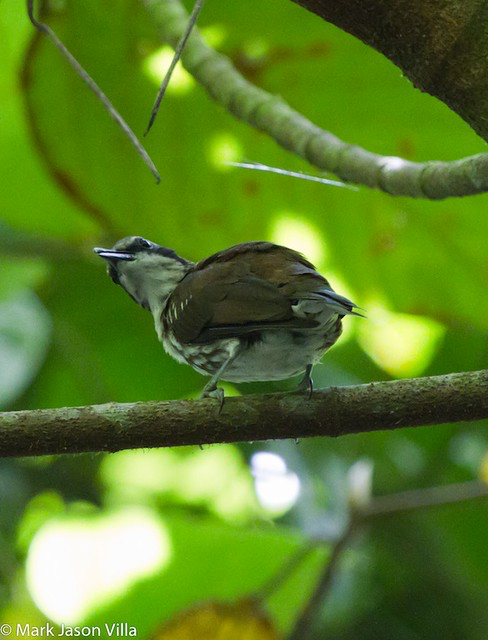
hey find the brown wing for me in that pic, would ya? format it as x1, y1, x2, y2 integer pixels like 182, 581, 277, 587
194, 241, 317, 272
165, 242, 327, 344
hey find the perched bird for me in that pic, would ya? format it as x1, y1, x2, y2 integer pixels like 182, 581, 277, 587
94, 237, 361, 403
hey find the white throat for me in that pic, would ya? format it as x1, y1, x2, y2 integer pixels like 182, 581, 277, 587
117, 253, 191, 314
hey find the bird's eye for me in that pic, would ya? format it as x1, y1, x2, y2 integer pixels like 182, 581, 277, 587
127, 237, 152, 251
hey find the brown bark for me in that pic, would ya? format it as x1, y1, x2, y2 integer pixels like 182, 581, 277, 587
0, 370, 486, 458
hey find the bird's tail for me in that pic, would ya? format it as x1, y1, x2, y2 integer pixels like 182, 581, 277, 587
296, 289, 365, 317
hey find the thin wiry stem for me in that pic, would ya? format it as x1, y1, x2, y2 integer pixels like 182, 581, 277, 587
27, 0, 161, 183
144, 0, 206, 136
228, 161, 359, 190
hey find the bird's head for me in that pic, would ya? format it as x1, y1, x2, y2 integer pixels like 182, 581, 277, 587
94, 236, 192, 311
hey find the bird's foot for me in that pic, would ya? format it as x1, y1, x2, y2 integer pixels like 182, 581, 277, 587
297, 365, 313, 399
201, 383, 225, 414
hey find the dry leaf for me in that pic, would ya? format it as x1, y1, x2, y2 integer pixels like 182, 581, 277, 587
151, 597, 279, 640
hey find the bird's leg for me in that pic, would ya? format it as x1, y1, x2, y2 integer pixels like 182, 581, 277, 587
297, 364, 313, 399
201, 345, 240, 412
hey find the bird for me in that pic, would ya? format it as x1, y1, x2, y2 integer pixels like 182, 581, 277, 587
94, 237, 361, 404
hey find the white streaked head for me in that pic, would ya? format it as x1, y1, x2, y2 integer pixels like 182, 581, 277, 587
94, 236, 193, 312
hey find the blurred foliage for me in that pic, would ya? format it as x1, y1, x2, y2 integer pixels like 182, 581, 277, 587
150, 598, 278, 640
0, 0, 487, 637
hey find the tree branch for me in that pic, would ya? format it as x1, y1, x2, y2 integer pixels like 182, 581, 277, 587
142, 0, 488, 199
365, 479, 488, 517
1, 370, 487, 458
290, 0, 488, 144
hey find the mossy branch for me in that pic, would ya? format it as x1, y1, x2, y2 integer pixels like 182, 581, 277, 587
1, 370, 487, 458
143, 0, 488, 199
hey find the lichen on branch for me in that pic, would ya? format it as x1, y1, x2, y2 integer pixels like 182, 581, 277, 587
1, 370, 487, 458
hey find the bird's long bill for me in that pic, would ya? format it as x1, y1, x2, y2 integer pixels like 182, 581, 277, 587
93, 248, 135, 261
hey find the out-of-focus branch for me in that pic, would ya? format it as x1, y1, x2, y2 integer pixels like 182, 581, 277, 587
142, 0, 488, 199
288, 478, 488, 639
0, 370, 487, 458
365, 479, 488, 516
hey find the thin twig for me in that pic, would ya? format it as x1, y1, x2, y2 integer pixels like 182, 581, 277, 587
27, 0, 161, 183
144, 0, 206, 136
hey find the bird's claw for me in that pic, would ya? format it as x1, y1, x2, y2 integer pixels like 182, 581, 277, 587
201, 385, 225, 414
297, 366, 313, 399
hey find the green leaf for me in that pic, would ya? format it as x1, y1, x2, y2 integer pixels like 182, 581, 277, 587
0, 0, 97, 237
0, 292, 51, 407
0, 256, 49, 301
